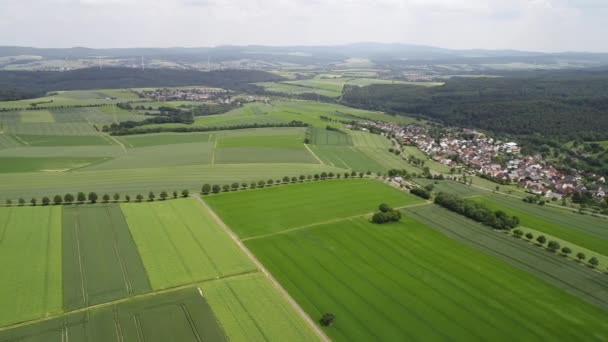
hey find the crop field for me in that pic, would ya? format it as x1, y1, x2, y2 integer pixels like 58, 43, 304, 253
0, 163, 345, 201
15, 134, 112, 146
0, 89, 141, 110
19, 110, 55, 123
205, 179, 423, 239
404, 205, 608, 311
307, 127, 353, 146
83, 142, 214, 170
117, 132, 214, 148
350, 130, 391, 149
201, 273, 319, 342
310, 146, 386, 171
0, 287, 227, 342
246, 215, 608, 341
471, 195, 608, 256
215, 147, 318, 164
121, 199, 255, 290
0, 206, 62, 327
0, 156, 108, 173
62, 204, 151, 310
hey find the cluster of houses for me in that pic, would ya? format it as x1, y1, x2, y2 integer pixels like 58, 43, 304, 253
357, 120, 607, 200
133, 88, 229, 102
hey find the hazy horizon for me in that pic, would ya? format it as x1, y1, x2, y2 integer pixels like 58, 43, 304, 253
2, 0, 608, 53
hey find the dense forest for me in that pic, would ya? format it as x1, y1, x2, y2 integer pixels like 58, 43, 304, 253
342, 70, 608, 141
0, 67, 284, 101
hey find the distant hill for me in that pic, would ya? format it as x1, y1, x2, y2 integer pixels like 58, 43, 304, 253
1, 43, 608, 69
0, 67, 283, 101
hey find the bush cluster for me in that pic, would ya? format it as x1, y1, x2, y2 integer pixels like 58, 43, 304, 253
371, 203, 402, 224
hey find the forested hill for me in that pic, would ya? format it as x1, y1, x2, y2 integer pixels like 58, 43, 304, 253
341, 71, 608, 141
0, 68, 283, 101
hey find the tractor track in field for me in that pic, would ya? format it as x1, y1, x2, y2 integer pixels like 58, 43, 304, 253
193, 194, 331, 342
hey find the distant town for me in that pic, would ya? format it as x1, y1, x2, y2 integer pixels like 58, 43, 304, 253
353, 120, 607, 202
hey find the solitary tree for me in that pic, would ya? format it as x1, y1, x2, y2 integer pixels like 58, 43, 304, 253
344, 172, 350, 178
202, 184, 211, 195
589, 257, 600, 267
88, 192, 98, 204
113, 193, 120, 202
561, 247, 572, 255
173, 191, 178, 199
241, 182, 248, 189
231, 183, 239, 191
576, 252, 586, 261
30, 198, 37, 206
525, 232, 534, 240
136, 194, 144, 202
42, 196, 50, 206
160, 191, 168, 200
267, 179, 274, 185
64, 194, 74, 204
320, 172, 327, 179
125, 195, 131, 202
257, 180, 266, 188
222, 184, 231, 192
536, 235, 546, 245
313, 174, 320, 180
102, 194, 110, 203
77, 192, 86, 203
291, 176, 298, 183
547, 240, 560, 252
351, 171, 357, 177
299, 175, 305, 182
283, 176, 290, 183
359, 172, 364, 178
319, 313, 335, 327
306, 175, 312, 181
148, 192, 155, 201
19, 198, 25, 206
182, 189, 189, 197
212, 185, 221, 194
53, 195, 62, 205
378, 203, 392, 213
513, 229, 523, 238
250, 182, 257, 189
5, 199, 12, 206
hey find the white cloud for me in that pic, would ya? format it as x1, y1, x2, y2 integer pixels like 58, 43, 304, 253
0, 0, 606, 51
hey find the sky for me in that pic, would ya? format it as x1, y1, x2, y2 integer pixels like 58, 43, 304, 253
1, 0, 607, 52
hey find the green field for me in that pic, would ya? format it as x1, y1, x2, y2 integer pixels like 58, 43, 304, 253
0, 287, 227, 342
201, 273, 319, 342
205, 179, 423, 239
310, 146, 386, 171
308, 127, 353, 146
62, 204, 151, 310
0, 89, 141, 110
19, 110, 55, 123
16, 134, 112, 146
0, 206, 62, 327
121, 198, 256, 290
117, 132, 214, 148
472, 194, 608, 256
246, 216, 608, 341
0, 156, 108, 173
0, 163, 345, 201
404, 204, 608, 311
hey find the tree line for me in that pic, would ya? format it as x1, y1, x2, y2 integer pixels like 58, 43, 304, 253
105, 120, 310, 136
434, 192, 520, 230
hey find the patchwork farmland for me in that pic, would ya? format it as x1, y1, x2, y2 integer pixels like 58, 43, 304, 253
2, 84, 608, 341
0, 199, 320, 341
204, 180, 608, 341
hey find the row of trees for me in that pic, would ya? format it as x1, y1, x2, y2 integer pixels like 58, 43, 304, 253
201, 171, 376, 194
108, 120, 310, 136
512, 230, 601, 268
4, 190, 190, 206
434, 192, 520, 230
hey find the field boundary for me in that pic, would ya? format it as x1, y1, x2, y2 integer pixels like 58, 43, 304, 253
242, 201, 432, 242
193, 194, 330, 342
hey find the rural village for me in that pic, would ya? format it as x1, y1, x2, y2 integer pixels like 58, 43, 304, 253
356, 120, 608, 201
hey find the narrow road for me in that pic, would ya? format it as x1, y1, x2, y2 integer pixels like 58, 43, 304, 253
193, 194, 331, 342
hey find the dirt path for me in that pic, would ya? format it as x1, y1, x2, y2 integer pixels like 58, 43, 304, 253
193, 194, 331, 342
304, 143, 325, 165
